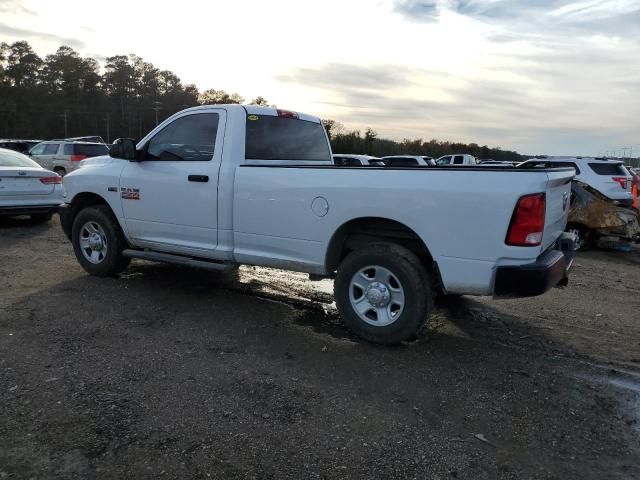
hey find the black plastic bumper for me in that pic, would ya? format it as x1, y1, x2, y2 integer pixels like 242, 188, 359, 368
58, 203, 73, 239
0, 205, 60, 217
494, 234, 575, 298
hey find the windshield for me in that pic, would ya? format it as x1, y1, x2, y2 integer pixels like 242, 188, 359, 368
0, 149, 41, 168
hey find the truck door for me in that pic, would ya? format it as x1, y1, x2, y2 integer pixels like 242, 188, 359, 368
119, 109, 226, 255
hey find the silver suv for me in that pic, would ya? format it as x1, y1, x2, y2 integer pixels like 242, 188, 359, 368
29, 141, 109, 176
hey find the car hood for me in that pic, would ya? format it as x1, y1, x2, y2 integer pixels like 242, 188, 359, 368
79, 155, 116, 168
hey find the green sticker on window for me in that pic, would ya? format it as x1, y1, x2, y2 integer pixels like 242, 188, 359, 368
247, 115, 259, 121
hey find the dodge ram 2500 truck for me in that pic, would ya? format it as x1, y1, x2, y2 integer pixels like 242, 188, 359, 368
59, 105, 575, 344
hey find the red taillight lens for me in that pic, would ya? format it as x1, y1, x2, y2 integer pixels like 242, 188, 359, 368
612, 177, 629, 189
506, 193, 546, 246
277, 109, 299, 119
70, 154, 87, 162
40, 176, 62, 185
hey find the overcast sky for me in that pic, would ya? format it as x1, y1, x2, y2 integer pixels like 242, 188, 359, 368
1, 0, 638, 155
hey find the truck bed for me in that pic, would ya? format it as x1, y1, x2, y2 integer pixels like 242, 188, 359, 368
231, 165, 574, 295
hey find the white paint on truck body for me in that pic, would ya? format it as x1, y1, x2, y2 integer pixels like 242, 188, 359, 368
62, 104, 574, 296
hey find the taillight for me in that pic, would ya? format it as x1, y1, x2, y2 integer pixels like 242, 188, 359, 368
70, 154, 87, 162
612, 177, 629, 189
277, 109, 299, 119
40, 176, 62, 184
506, 193, 546, 246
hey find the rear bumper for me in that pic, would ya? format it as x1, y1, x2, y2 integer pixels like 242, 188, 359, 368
58, 203, 73, 239
0, 204, 60, 217
493, 233, 576, 298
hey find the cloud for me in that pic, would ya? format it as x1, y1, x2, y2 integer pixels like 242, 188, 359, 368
0, 23, 85, 49
279, 63, 534, 135
393, 0, 441, 22
277, 63, 416, 90
452, 0, 640, 36
0, 0, 37, 16
279, 58, 639, 155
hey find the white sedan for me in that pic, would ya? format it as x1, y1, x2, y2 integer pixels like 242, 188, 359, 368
0, 147, 63, 222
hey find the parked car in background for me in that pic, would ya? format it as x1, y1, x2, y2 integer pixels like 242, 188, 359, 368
567, 181, 640, 250
29, 141, 110, 176
333, 154, 385, 166
381, 155, 435, 167
0, 148, 62, 222
60, 136, 106, 144
479, 160, 517, 166
518, 157, 633, 206
0, 139, 42, 154
435, 154, 478, 166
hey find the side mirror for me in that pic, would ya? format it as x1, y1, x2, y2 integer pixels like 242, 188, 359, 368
109, 138, 138, 161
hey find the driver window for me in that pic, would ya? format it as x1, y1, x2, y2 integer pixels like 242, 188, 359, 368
145, 113, 219, 161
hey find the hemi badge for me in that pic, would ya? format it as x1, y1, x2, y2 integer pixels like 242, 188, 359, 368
108, 187, 118, 192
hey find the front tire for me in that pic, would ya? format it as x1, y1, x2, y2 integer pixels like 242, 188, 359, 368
71, 206, 130, 276
334, 242, 431, 344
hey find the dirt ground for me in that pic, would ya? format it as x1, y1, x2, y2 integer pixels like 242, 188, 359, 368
1, 216, 640, 480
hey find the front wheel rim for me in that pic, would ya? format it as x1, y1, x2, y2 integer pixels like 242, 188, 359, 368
79, 221, 108, 264
349, 265, 405, 327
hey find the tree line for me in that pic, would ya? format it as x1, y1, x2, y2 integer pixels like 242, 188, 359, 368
0, 40, 523, 161
324, 122, 523, 162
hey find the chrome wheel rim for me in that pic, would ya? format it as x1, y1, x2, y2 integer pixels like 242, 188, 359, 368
79, 221, 108, 264
349, 265, 405, 327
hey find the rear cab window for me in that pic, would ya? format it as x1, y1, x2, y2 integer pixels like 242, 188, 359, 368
245, 115, 331, 161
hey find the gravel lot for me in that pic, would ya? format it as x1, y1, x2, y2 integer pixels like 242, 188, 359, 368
1, 216, 640, 479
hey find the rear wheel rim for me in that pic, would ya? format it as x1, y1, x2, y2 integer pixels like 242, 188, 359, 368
79, 221, 108, 264
349, 265, 405, 327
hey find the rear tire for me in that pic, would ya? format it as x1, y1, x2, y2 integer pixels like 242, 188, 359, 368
334, 242, 431, 344
30, 213, 53, 223
54, 167, 67, 177
71, 206, 130, 276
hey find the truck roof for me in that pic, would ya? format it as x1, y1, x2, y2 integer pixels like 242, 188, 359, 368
178, 104, 322, 124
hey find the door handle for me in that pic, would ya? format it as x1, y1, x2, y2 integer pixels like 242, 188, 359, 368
188, 175, 209, 182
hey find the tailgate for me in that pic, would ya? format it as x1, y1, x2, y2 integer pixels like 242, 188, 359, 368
542, 170, 574, 250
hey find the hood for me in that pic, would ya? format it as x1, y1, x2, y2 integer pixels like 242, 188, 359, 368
78, 155, 117, 168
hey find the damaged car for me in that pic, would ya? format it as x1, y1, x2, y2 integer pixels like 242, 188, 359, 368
567, 181, 640, 251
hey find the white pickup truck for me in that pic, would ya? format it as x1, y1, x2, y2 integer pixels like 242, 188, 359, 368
59, 105, 575, 344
